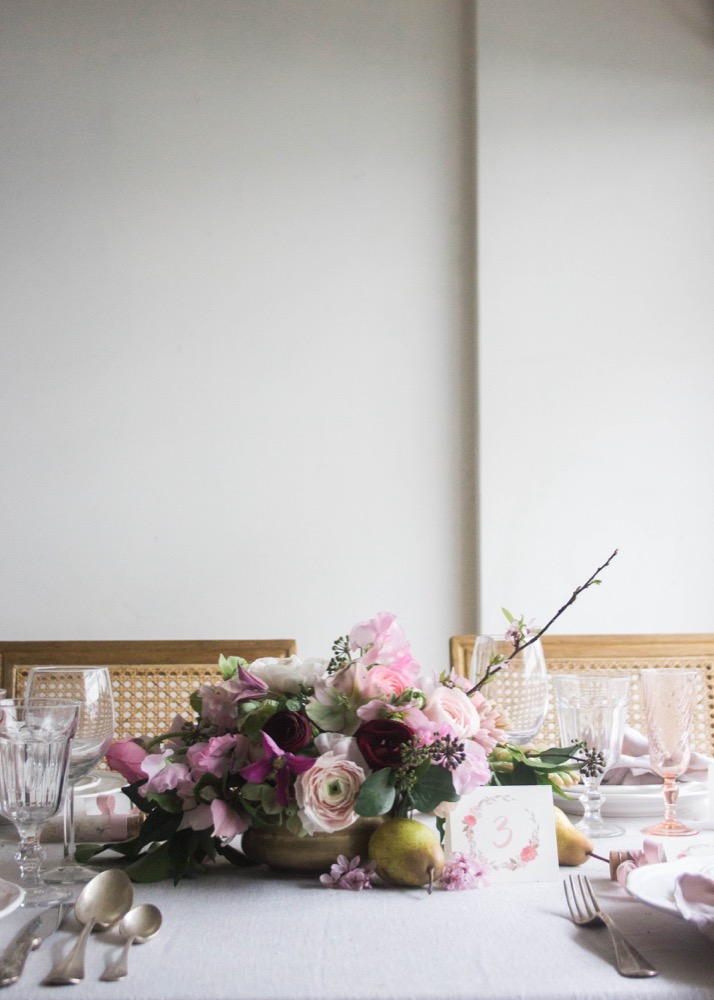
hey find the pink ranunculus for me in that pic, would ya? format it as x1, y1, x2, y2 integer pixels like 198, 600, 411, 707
361, 661, 420, 700
210, 798, 248, 840
105, 739, 148, 783
295, 751, 366, 834
186, 733, 249, 779
423, 686, 482, 739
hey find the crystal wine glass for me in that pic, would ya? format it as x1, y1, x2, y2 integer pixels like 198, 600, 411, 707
470, 635, 549, 744
553, 674, 630, 838
0, 699, 78, 906
26, 666, 115, 882
640, 668, 699, 837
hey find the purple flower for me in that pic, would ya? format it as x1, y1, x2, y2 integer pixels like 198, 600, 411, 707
319, 855, 377, 891
439, 851, 490, 891
239, 731, 315, 807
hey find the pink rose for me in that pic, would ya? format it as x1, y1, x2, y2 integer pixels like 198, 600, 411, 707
105, 738, 148, 783
295, 751, 366, 834
423, 686, 482, 739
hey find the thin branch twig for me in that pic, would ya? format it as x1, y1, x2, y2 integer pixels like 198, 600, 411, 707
468, 548, 619, 694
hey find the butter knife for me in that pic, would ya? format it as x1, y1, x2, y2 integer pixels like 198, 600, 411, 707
0, 904, 66, 987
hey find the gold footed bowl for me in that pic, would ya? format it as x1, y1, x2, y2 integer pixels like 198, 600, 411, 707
241, 817, 382, 875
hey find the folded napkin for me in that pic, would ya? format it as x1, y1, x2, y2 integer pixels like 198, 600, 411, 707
602, 728, 711, 785
674, 871, 714, 940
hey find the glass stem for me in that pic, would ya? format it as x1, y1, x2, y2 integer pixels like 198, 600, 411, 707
15, 825, 45, 889
662, 775, 680, 825
63, 784, 77, 865
579, 774, 604, 826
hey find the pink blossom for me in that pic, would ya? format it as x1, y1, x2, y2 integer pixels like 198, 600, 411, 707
295, 751, 366, 834
105, 738, 148, 783
520, 844, 538, 863
178, 803, 213, 831
349, 612, 420, 676
198, 666, 269, 730
362, 662, 420, 700
187, 733, 249, 778
469, 690, 507, 755
320, 854, 377, 891
239, 731, 315, 807
142, 750, 191, 794
210, 798, 248, 840
423, 685, 482, 740
439, 851, 490, 890
452, 741, 491, 794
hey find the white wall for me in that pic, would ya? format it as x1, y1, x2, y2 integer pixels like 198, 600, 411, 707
0, 1, 476, 669
477, 0, 714, 634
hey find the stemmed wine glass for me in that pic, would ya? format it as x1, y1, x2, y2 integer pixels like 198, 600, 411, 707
553, 674, 630, 838
471, 635, 549, 744
640, 668, 699, 837
0, 699, 79, 906
26, 666, 115, 882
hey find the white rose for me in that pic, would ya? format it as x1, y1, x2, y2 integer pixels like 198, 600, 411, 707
249, 656, 329, 694
423, 685, 482, 738
295, 751, 366, 834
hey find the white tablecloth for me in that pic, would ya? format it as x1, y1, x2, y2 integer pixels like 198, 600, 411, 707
0, 820, 712, 1000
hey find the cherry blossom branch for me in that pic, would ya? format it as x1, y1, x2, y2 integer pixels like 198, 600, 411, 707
468, 548, 619, 694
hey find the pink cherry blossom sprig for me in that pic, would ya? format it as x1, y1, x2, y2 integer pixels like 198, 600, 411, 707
320, 855, 377, 891
469, 548, 618, 694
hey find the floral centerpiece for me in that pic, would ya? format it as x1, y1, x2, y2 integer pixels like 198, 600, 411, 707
82, 552, 617, 884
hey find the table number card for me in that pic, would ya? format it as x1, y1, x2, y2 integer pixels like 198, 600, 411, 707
446, 785, 559, 882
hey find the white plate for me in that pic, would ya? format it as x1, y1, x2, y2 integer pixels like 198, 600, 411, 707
627, 856, 714, 916
0, 878, 24, 919
556, 780, 708, 818
73, 770, 126, 798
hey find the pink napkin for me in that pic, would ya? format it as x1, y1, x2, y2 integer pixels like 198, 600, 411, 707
602, 727, 711, 785
673, 872, 714, 940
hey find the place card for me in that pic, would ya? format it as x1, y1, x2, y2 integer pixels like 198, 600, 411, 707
446, 784, 559, 882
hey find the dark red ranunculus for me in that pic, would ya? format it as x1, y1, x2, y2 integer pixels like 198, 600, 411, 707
262, 710, 313, 752
355, 719, 413, 770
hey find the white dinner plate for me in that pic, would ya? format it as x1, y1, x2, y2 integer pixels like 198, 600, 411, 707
627, 856, 714, 916
0, 877, 24, 919
73, 770, 127, 798
556, 780, 708, 818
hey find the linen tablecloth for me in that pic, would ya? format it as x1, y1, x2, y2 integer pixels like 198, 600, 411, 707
0, 821, 711, 1000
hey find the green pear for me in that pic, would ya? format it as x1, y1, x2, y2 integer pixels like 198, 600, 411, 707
554, 806, 593, 866
368, 817, 445, 892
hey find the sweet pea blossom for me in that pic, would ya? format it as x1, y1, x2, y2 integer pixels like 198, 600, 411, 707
141, 750, 191, 794
295, 751, 366, 834
186, 733, 249, 779
198, 666, 269, 730
349, 612, 420, 676
210, 798, 248, 840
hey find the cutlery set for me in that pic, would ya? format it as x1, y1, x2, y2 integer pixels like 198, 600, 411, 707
0, 870, 162, 988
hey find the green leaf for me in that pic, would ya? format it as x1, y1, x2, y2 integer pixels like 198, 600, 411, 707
125, 843, 176, 883
354, 768, 396, 817
144, 790, 184, 813
501, 607, 515, 623
408, 766, 458, 814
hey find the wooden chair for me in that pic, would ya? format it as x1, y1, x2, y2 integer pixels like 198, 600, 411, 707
449, 633, 714, 755
0, 639, 296, 741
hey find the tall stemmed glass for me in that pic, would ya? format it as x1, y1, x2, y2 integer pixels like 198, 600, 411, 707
640, 668, 699, 837
26, 667, 115, 882
553, 674, 630, 838
0, 699, 78, 906
471, 635, 549, 744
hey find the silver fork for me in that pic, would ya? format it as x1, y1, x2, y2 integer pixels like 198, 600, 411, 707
563, 875, 658, 978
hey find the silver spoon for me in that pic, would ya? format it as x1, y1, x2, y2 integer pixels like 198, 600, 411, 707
99, 904, 162, 982
43, 870, 134, 985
